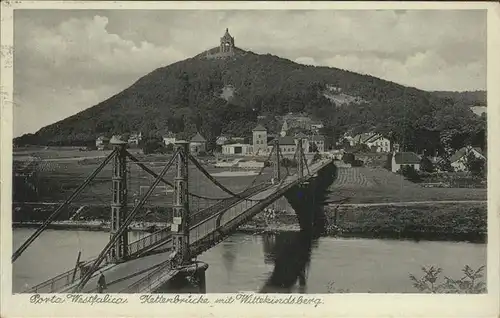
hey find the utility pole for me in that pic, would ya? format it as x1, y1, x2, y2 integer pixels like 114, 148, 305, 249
273, 139, 281, 183
172, 141, 190, 264
297, 139, 304, 179
109, 136, 128, 262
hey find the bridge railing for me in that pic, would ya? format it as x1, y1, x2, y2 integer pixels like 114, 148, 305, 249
127, 227, 172, 256
25, 257, 97, 293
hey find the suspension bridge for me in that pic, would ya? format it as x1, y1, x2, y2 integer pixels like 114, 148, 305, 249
12, 136, 336, 294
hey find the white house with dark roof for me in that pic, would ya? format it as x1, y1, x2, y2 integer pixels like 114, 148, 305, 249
391, 151, 421, 173
268, 136, 297, 155
189, 132, 207, 155
450, 146, 486, 172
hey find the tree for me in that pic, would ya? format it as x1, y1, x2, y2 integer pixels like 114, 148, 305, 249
165, 143, 174, 153
436, 156, 453, 173
398, 165, 421, 182
142, 137, 166, 155
342, 153, 355, 164
420, 156, 435, 173
309, 142, 319, 153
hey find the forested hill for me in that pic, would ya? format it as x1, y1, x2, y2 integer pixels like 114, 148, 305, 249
16, 47, 486, 154
431, 90, 487, 107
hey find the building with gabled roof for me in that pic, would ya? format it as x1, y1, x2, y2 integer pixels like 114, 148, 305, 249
96, 136, 110, 150
252, 124, 268, 156
189, 132, 207, 155
391, 151, 421, 173
450, 146, 486, 172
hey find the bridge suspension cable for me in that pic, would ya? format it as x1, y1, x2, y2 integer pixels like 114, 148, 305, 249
187, 153, 270, 202
126, 151, 232, 201
12, 149, 118, 263
74, 148, 180, 292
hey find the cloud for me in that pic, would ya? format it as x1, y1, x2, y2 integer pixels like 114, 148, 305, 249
14, 14, 185, 136
322, 50, 486, 91
295, 57, 318, 66
13, 9, 486, 136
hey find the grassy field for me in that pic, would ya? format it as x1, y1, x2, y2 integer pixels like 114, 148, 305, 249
327, 166, 487, 204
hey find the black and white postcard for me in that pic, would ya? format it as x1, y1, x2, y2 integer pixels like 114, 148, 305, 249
1, 2, 499, 318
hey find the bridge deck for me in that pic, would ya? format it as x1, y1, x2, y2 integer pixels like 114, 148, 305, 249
29, 159, 332, 293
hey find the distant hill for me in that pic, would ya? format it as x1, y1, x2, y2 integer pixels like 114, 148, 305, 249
431, 90, 487, 107
15, 46, 485, 154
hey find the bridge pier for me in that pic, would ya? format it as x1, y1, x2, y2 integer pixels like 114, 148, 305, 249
153, 262, 209, 294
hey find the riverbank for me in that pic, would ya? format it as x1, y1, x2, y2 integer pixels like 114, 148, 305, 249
241, 202, 487, 243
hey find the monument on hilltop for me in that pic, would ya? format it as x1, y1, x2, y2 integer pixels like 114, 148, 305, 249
206, 28, 236, 59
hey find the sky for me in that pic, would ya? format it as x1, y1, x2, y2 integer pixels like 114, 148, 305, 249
13, 9, 487, 137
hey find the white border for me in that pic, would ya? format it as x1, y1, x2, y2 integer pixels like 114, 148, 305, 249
1, 2, 499, 318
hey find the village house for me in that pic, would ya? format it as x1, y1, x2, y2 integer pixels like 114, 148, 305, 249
268, 136, 296, 155
294, 132, 310, 153
252, 124, 268, 156
365, 134, 391, 153
450, 146, 486, 172
222, 143, 253, 156
162, 132, 176, 146
216, 135, 230, 146
189, 132, 207, 155
96, 136, 110, 150
391, 151, 421, 173
348, 132, 394, 153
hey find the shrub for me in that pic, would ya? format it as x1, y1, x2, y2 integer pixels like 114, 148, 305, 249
312, 153, 322, 163
165, 143, 174, 153
281, 158, 297, 168
465, 152, 486, 178
398, 165, 421, 182
409, 265, 486, 294
342, 153, 355, 164
420, 157, 434, 173
142, 137, 166, 154
351, 159, 364, 167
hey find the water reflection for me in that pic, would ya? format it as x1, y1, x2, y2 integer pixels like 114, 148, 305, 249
221, 241, 237, 281
260, 231, 318, 293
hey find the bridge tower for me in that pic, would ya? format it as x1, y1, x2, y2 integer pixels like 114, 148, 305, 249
109, 136, 129, 262
297, 139, 304, 179
172, 141, 190, 264
273, 139, 281, 183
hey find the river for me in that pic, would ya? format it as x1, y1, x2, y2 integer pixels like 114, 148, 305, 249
12, 229, 486, 293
